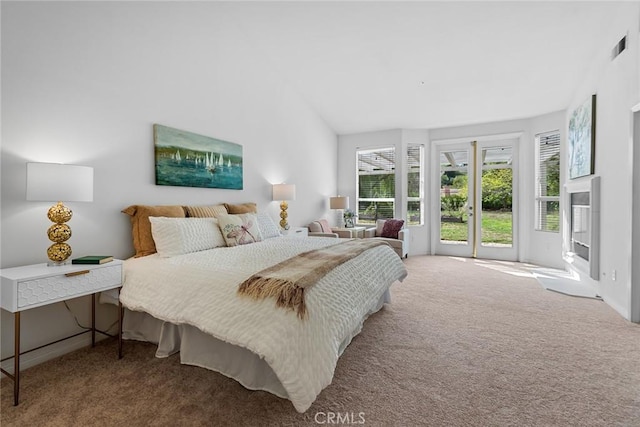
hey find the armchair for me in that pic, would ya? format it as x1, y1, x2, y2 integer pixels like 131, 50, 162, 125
307, 219, 339, 238
364, 219, 409, 258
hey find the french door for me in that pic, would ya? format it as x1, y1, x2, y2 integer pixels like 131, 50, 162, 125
433, 137, 518, 261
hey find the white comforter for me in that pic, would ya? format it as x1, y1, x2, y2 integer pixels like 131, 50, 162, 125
120, 236, 407, 412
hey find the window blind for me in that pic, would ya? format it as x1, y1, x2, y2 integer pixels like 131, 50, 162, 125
407, 144, 424, 226
535, 131, 560, 232
357, 147, 395, 223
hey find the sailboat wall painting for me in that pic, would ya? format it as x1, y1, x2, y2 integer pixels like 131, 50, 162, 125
154, 124, 243, 190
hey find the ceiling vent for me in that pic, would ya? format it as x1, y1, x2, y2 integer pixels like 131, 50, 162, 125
611, 35, 626, 60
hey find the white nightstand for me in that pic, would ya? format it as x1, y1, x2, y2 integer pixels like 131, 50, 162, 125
282, 227, 309, 238
331, 226, 367, 239
0, 260, 124, 405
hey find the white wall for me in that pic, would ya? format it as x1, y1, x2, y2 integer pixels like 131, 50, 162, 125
565, 2, 640, 320
1, 2, 337, 368
632, 108, 640, 322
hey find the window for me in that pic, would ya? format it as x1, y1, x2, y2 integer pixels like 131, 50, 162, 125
357, 147, 395, 225
407, 144, 424, 226
535, 131, 560, 232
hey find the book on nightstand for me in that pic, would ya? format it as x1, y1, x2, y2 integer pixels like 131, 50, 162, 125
72, 255, 114, 265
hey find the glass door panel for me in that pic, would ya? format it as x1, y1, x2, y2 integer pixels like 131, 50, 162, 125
436, 146, 474, 258
440, 150, 469, 244
480, 146, 513, 248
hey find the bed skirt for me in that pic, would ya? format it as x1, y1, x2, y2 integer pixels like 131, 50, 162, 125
102, 289, 391, 400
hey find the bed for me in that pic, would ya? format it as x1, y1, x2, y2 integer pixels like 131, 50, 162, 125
113, 204, 408, 413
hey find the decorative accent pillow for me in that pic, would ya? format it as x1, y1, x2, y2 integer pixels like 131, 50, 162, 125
122, 205, 186, 257
149, 217, 226, 257
308, 219, 332, 233
185, 204, 228, 218
257, 212, 282, 239
217, 213, 264, 247
317, 219, 332, 233
224, 202, 257, 214
380, 219, 405, 239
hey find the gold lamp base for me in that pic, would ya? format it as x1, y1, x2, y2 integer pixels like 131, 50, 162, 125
46, 202, 73, 266
279, 200, 290, 230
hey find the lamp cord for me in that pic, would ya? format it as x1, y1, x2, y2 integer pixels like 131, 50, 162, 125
63, 301, 119, 335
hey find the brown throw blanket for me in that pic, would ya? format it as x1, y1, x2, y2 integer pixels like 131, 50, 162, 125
238, 239, 389, 319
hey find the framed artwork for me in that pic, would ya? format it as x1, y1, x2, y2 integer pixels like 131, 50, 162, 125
154, 124, 243, 190
568, 94, 596, 180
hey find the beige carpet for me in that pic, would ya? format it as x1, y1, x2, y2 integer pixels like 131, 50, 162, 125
2, 255, 639, 426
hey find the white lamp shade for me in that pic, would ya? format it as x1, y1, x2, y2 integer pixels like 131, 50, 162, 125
26, 162, 94, 202
272, 183, 296, 201
330, 196, 349, 210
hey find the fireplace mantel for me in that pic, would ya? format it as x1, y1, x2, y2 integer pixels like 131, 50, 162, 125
563, 175, 600, 280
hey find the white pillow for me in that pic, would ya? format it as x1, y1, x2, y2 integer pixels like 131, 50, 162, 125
149, 217, 226, 257
217, 213, 264, 247
257, 212, 282, 239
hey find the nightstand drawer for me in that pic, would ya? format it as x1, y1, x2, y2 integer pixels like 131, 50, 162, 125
17, 265, 121, 309
1, 260, 124, 312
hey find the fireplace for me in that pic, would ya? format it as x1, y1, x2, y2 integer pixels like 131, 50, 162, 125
564, 176, 600, 280
571, 191, 590, 261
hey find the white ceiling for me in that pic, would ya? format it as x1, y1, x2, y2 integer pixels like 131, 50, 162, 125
223, 1, 625, 135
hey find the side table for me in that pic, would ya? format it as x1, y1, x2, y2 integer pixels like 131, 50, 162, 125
0, 259, 124, 405
331, 226, 367, 239
282, 227, 309, 238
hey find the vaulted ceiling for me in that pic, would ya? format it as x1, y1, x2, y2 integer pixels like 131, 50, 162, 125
223, 1, 625, 135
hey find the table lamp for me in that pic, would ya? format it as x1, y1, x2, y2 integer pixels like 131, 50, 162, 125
330, 196, 349, 228
272, 183, 296, 230
26, 162, 94, 266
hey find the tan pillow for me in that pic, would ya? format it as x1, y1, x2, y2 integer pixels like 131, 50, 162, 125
224, 202, 257, 214
308, 221, 322, 233
185, 204, 228, 218
121, 205, 186, 257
